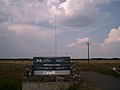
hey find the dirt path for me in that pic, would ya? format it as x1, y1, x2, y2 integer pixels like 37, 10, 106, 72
80, 71, 120, 90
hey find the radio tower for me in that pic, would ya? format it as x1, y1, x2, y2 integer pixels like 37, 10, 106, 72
55, 15, 57, 57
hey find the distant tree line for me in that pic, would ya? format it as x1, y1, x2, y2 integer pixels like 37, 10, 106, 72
71, 58, 120, 61
91, 58, 120, 60
0, 57, 120, 61
0, 58, 32, 61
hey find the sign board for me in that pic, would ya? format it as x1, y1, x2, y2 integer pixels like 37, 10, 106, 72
33, 57, 70, 75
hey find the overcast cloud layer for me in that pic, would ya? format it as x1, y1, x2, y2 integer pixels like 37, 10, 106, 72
0, 0, 120, 58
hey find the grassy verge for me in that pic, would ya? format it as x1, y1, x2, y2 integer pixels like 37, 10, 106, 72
67, 82, 100, 90
0, 63, 25, 90
0, 72, 22, 90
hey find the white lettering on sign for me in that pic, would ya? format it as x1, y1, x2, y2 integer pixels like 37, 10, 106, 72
43, 59, 52, 62
43, 71, 55, 75
37, 59, 42, 62
44, 64, 60, 66
56, 59, 64, 62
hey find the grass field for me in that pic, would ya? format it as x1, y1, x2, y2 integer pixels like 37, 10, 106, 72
0, 59, 120, 90
0, 60, 32, 90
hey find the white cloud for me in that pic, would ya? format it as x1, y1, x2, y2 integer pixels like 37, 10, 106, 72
0, 0, 112, 27
51, 0, 112, 27
67, 37, 90, 48
0, 23, 61, 57
0, 25, 34, 57
67, 26, 120, 57
53, 0, 99, 26
0, 0, 50, 24
100, 26, 120, 52
7, 24, 58, 40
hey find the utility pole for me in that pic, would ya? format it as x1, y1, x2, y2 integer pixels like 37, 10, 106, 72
86, 42, 92, 64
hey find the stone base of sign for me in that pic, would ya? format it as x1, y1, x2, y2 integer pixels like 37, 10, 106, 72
22, 81, 78, 90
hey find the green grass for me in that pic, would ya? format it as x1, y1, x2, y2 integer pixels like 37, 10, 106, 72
0, 72, 22, 90
67, 82, 99, 90
0, 63, 24, 90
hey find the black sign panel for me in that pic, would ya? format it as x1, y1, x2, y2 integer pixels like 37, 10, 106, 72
33, 57, 70, 75
33, 57, 70, 63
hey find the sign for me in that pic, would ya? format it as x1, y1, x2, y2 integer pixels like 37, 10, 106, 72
33, 57, 70, 75
43, 71, 55, 75
34, 70, 70, 75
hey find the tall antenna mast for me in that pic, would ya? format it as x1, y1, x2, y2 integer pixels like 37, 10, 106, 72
55, 15, 57, 56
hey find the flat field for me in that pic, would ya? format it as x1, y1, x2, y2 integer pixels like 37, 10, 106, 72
0, 60, 32, 90
0, 59, 120, 90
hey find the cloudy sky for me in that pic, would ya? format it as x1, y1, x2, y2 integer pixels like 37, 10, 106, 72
0, 0, 120, 58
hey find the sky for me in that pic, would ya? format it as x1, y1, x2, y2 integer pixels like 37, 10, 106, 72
0, 0, 120, 58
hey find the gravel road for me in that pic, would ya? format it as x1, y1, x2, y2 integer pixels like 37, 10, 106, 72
80, 71, 120, 90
